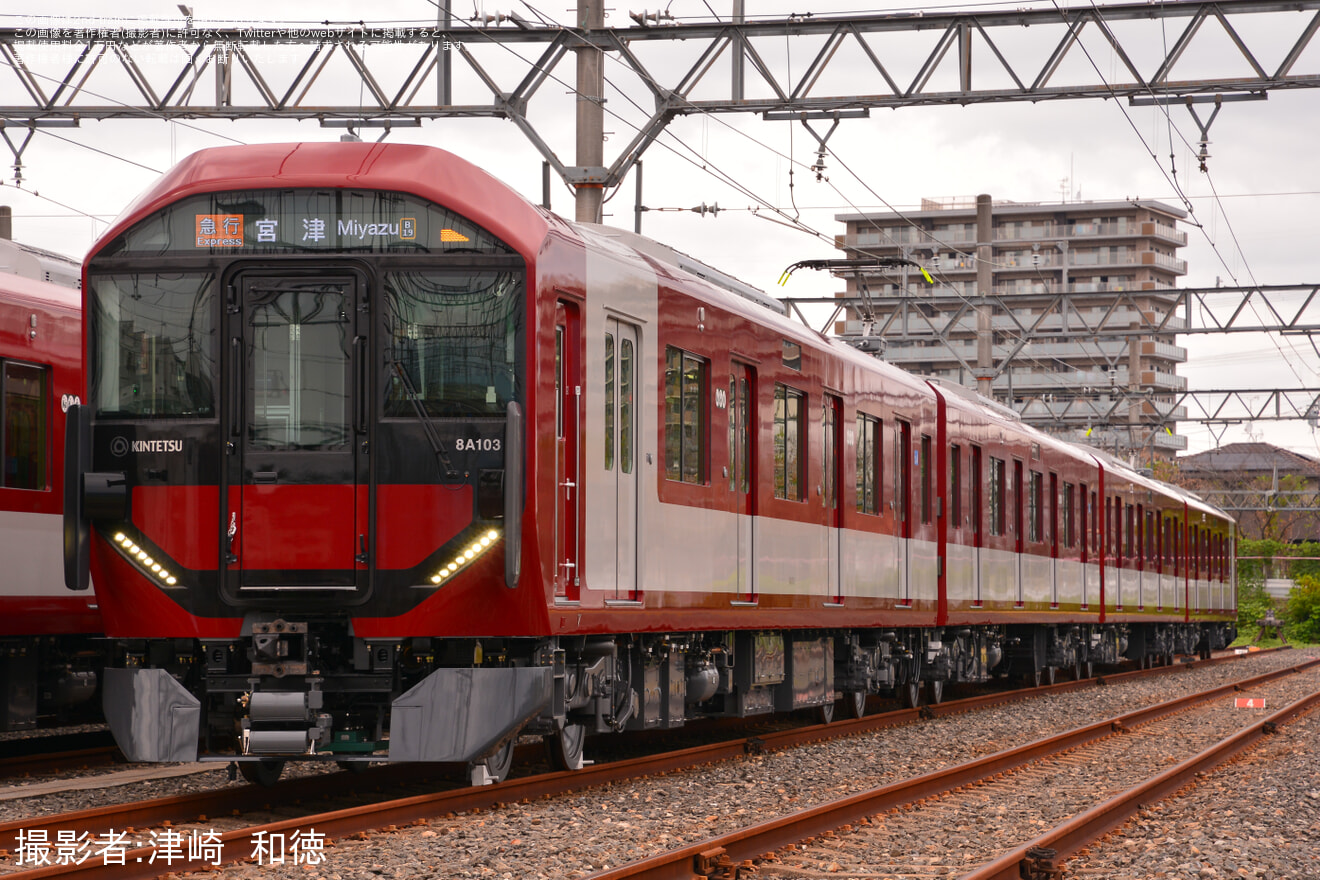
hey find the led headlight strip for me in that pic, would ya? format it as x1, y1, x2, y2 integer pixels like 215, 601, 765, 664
113, 532, 178, 586
431, 529, 501, 584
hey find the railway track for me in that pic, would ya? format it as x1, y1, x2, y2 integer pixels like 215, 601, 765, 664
0, 649, 1299, 879
0, 731, 119, 781
591, 659, 1320, 880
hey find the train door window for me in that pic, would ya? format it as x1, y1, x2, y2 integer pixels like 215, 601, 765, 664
855, 413, 880, 515
1125, 504, 1135, 562
773, 384, 806, 501
989, 456, 1004, 536
605, 333, 615, 470
1136, 504, 1145, 567
1089, 489, 1098, 557
1079, 483, 1089, 561
555, 327, 563, 436
1013, 460, 1024, 549
665, 346, 707, 484
620, 336, 634, 474
1063, 482, 1075, 548
1049, 473, 1058, 554
971, 446, 983, 540
1164, 517, 1172, 573
919, 434, 932, 524
896, 422, 911, 531
728, 377, 737, 491
1027, 471, 1042, 542
1, 362, 48, 490
822, 399, 837, 511
951, 444, 962, 528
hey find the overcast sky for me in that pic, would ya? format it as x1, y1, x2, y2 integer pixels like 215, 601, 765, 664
4, 0, 1319, 458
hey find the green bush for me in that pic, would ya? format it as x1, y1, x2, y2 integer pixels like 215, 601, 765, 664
1286, 574, 1320, 643
1235, 577, 1272, 632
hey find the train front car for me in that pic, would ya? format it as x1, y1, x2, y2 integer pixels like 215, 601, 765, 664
68, 143, 556, 782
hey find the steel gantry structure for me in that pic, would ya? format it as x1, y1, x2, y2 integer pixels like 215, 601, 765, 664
4, 0, 1320, 460
3, 0, 1320, 213
780, 282, 1320, 448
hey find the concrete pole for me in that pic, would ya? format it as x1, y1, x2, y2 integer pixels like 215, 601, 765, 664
437, 0, 452, 106
575, 0, 605, 223
975, 193, 994, 397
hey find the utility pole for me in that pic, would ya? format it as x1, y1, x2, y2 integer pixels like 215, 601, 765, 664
575, 0, 605, 223
975, 193, 994, 398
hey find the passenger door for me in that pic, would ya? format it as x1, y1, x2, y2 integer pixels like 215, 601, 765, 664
555, 301, 581, 600
823, 395, 843, 602
603, 318, 639, 600
730, 362, 755, 602
226, 269, 367, 596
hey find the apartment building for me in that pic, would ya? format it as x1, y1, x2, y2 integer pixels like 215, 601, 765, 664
835, 196, 1189, 457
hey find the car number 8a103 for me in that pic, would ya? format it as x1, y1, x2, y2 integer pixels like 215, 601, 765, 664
455, 438, 501, 452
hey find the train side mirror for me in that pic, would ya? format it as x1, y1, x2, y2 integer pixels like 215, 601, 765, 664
63, 403, 129, 591
63, 404, 91, 591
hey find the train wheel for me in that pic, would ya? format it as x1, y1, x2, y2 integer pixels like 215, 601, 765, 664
817, 700, 836, 724
1070, 655, 1086, 681
925, 680, 945, 705
546, 723, 586, 771
239, 758, 285, 787
899, 681, 921, 709
843, 690, 867, 719
1043, 666, 1057, 686
478, 738, 515, 784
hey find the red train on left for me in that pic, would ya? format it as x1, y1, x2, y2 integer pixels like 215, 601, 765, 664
0, 253, 101, 730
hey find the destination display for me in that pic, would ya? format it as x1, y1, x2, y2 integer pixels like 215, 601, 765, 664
98, 188, 514, 257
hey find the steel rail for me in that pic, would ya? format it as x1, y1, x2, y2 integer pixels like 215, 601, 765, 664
0, 648, 1287, 878
0, 747, 119, 781
583, 657, 1319, 880
960, 685, 1320, 880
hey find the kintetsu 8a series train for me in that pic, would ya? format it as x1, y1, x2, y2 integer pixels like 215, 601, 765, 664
1, 267, 101, 731
62, 143, 1236, 784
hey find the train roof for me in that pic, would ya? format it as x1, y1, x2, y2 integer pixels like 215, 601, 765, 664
1087, 446, 1233, 523
89, 142, 553, 265
0, 266, 80, 315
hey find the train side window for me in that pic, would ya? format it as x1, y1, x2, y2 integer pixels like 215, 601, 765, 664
773, 383, 805, 501
664, 346, 708, 484
989, 456, 1005, 536
855, 412, 881, 515
1028, 471, 1042, 542
950, 444, 962, 527
1063, 482, 1075, 548
2, 361, 48, 490
919, 434, 932, 524
620, 337, 634, 474
605, 333, 615, 471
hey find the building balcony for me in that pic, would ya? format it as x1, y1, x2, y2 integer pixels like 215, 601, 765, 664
1138, 369, 1188, 391
1140, 251, 1188, 274
1143, 222, 1188, 246
1140, 340, 1189, 363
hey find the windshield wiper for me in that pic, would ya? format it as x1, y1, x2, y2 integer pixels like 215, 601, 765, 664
388, 359, 458, 479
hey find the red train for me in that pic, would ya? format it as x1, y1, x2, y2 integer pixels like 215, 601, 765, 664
0, 267, 100, 730
64, 143, 1236, 783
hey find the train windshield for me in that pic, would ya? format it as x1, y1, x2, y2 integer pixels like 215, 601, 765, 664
87, 272, 218, 419
383, 269, 524, 417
